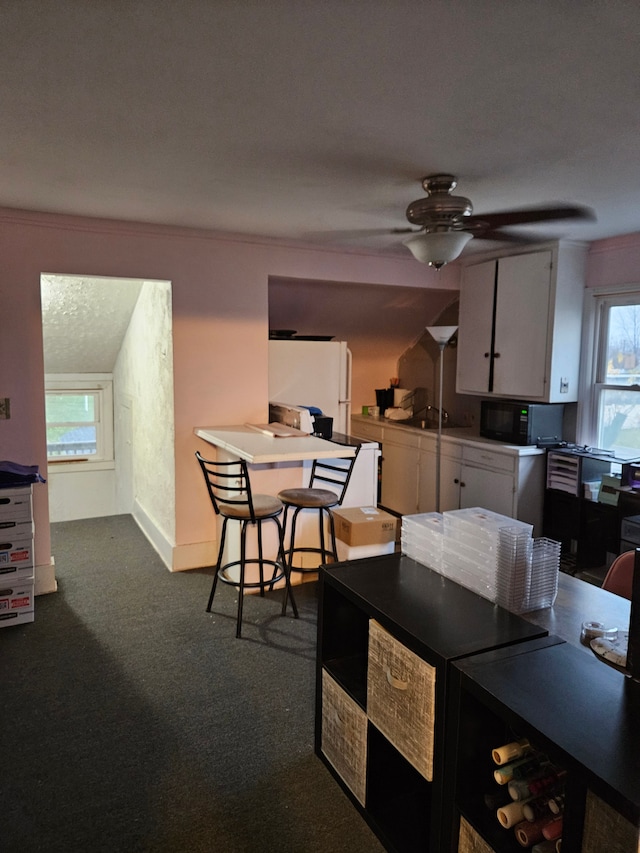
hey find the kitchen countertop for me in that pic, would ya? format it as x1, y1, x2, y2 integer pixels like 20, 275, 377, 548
351, 413, 546, 456
195, 425, 357, 464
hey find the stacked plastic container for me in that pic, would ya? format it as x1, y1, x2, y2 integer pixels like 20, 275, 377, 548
401, 507, 560, 613
401, 513, 444, 574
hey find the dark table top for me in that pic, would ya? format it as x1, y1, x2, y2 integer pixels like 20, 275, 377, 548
525, 571, 631, 649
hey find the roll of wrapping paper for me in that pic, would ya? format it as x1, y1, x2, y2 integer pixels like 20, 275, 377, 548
531, 842, 558, 853
492, 738, 531, 765
548, 794, 565, 815
494, 755, 548, 785
528, 768, 567, 798
542, 816, 563, 841
497, 799, 529, 828
514, 816, 557, 847
523, 796, 554, 822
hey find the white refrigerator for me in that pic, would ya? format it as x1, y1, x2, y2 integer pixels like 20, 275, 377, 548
268, 340, 352, 434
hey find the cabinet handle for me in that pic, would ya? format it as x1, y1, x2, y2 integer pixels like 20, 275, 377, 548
384, 665, 408, 691
494, 352, 501, 358
484, 352, 490, 358
454, 478, 460, 484
460, 481, 466, 488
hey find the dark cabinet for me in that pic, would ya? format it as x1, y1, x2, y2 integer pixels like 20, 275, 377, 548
450, 642, 640, 852
544, 489, 620, 569
316, 554, 640, 852
316, 554, 548, 852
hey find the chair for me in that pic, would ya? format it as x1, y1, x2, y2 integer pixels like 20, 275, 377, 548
601, 549, 636, 600
278, 447, 360, 574
196, 451, 298, 637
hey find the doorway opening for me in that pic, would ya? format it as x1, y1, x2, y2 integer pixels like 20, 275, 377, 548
40, 274, 174, 528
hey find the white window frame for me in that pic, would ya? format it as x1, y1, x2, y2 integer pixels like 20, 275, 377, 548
578, 284, 640, 452
45, 375, 114, 472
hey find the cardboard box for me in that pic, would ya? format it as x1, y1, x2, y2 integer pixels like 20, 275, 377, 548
332, 506, 398, 547
0, 529, 34, 578
336, 539, 396, 563
0, 487, 33, 524
0, 579, 34, 628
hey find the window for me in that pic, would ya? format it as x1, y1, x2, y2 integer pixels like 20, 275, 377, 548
589, 292, 640, 457
45, 377, 113, 466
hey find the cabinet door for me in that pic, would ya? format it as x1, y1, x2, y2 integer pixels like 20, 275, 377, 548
419, 449, 463, 513
456, 259, 496, 394
493, 251, 552, 397
459, 463, 515, 517
440, 455, 462, 512
381, 441, 419, 515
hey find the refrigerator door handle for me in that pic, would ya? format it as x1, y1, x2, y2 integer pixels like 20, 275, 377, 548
341, 346, 352, 404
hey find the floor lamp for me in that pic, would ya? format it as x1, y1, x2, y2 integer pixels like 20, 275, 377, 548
426, 325, 458, 512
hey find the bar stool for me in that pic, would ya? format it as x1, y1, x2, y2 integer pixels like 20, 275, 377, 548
278, 447, 360, 574
196, 451, 298, 638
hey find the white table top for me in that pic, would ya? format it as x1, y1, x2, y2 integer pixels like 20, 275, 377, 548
195, 425, 357, 464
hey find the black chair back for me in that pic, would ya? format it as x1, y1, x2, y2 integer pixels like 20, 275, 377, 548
308, 446, 360, 504
195, 451, 257, 523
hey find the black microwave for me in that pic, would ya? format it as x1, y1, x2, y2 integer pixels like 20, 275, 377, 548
480, 400, 564, 446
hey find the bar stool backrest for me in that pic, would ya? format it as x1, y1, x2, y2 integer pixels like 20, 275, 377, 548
308, 446, 360, 505
195, 451, 257, 523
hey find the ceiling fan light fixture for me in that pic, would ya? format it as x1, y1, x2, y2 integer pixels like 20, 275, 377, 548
403, 230, 473, 268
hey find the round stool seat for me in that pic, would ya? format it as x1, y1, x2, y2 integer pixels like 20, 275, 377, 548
219, 494, 283, 520
278, 487, 338, 509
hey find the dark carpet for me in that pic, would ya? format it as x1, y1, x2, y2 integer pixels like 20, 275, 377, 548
0, 514, 383, 853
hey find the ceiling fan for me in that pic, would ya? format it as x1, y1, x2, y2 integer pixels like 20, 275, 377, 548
398, 174, 595, 269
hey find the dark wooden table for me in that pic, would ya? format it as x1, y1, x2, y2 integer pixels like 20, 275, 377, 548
524, 571, 631, 649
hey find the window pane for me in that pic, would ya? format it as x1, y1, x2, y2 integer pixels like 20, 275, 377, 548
605, 305, 640, 386
47, 425, 97, 457
45, 393, 96, 423
598, 388, 640, 457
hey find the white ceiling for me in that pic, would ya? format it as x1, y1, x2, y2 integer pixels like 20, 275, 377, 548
41, 275, 143, 373
3, 1, 640, 259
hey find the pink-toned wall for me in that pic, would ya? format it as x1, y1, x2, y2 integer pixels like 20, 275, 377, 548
0, 207, 458, 579
586, 233, 640, 288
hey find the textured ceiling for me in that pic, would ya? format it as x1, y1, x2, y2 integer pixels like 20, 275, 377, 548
41, 276, 143, 373
2, 1, 640, 260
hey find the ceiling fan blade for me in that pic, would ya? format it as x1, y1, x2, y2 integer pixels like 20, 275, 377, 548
466, 204, 595, 230
469, 228, 545, 244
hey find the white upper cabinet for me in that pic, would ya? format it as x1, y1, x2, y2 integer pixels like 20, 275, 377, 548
456, 242, 586, 402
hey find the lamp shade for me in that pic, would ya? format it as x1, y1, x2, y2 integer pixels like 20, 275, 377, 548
426, 325, 458, 346
403, 230, 473, 268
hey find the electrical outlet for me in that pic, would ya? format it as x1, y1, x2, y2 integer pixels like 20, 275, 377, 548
0, 398, 10, 419
560, 378, 569, 394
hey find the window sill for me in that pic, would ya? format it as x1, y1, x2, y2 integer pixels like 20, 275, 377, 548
47, 459, 115, 474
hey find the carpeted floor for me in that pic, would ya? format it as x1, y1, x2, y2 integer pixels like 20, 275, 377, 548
0, 515, 384, 853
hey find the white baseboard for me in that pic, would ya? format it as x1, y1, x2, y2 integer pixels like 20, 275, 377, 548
132, 499, 216, 572
35, 557, 58, 595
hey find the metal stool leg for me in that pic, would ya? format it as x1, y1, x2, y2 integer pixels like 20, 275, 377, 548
207, 517, 228, 612
327, 509, 339, 563
236, 520, 248, 638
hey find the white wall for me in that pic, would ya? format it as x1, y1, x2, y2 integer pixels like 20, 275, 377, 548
114, 280, 175, 563
1, 207, 455, 590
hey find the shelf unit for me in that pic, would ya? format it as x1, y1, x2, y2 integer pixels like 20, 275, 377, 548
316, 554, 548, 852
450, 641, 640, 852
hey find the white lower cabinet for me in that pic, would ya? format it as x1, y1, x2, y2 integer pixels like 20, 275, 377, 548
380, 428, 420, 516
351, 417, 545, 532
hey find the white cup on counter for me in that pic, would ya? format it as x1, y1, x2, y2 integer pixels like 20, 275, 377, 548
369, 405, 380, 417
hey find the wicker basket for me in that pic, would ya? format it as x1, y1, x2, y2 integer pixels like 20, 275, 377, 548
581, 789, 639, 853
321, 670, 368, 806
366, 619, 436, 781
457, 816, 497, 853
